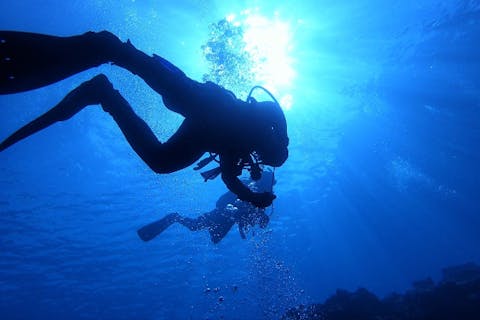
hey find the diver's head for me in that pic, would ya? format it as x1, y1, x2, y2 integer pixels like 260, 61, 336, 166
254, 101, 289, 167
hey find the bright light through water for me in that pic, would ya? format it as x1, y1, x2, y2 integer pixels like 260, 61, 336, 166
226, 9, 295, 110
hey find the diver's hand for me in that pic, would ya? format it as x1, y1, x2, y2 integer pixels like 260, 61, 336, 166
250, 192, 276, 208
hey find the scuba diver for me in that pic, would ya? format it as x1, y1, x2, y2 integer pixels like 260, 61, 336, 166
0, 30, 289, 208
137, 170, 275, 244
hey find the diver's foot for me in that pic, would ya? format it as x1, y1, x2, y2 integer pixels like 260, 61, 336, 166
52, 74, 114, 121
0, 74, 116, 152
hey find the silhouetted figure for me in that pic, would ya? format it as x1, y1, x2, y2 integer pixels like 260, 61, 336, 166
137, 171, 275, 243
0, 31, 289, 207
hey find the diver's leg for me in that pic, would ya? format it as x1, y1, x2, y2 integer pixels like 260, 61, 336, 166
140, 118, 205, 173
178, 211, 233, 243
0, 30, 194, 102
110, 41, 211, 118
114, 46, 235, 119
177, 215, 208, 231
1, 73, 205, 175
110, 42, 188, 97
137, 213, 210, 241
0, 31, 120, 94
0, 30, 215, 118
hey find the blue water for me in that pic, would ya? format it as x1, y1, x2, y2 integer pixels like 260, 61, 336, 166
1, 1, 479, 319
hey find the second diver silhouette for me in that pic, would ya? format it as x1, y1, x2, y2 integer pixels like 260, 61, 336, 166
138, 171, 276, 244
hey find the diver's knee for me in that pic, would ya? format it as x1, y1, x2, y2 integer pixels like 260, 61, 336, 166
142, 146, 185, 174
83, 74, 116, 102
150, 163, 177, 174
87, 73, 113, 90
85, 74, 125, 112
148, 157, 180, 174
52, 73, 116, 121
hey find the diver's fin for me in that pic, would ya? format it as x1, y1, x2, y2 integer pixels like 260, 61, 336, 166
0, 102, 72, 152
0, 74, 108, 152
137, 213, 178, 242
0, 31, 111, 94
0, 113, 49, 152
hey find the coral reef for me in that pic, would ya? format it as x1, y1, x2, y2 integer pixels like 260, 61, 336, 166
283, 262, 480, 320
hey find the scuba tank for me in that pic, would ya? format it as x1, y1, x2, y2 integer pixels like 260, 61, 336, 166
194, 85, 281, 190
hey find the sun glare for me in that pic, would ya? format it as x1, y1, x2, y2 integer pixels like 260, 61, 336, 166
229, 9, 295, 110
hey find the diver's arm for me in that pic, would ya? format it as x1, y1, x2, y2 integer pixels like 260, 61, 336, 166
220, 154, 275, 208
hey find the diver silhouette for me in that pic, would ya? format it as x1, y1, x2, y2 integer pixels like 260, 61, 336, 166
0, 30, 289, 208
137, 171, 275, 243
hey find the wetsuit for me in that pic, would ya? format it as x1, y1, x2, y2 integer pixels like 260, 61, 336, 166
0, 31, 288, 207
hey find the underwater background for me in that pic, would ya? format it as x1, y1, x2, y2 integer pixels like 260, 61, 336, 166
1, 0, 479, 319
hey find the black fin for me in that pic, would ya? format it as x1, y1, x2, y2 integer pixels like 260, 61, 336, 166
137, 213, 177, 242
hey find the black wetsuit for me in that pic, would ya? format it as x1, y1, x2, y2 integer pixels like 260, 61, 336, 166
0, 31, 288, 207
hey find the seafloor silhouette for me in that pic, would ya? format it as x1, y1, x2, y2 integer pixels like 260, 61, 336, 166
283, 262, 480, 320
